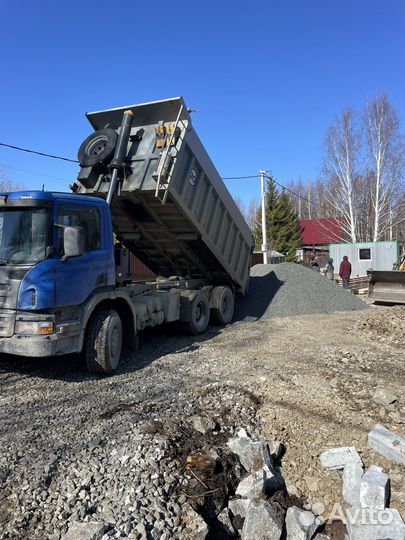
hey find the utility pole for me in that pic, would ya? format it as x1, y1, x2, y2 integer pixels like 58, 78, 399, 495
260, 170, 268, 264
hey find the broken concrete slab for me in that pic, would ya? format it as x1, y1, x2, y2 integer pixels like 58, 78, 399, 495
241, 499, 282, 540
359, 466, 389, 509
320, 447, 362, 470
343, 462, 364, 507
368, 424, 405, 465
346, 507, 405, 540
228, 498, 251, 519
372, 388, 397, 407
227, 436, 273, 472
285, 506, 321, 540
235, 469, 266, 498
61, 521, 107, 540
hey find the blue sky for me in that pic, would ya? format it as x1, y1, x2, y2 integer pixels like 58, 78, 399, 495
0, 0, 404, 206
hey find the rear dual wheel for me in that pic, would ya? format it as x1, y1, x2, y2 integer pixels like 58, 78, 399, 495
209, 286, 234, 325
182, 292, 211, 335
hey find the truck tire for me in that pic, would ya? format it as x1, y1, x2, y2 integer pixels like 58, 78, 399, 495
77, 128, 118, 168
209, 286, 234, 325
85, 309, 122, 374
182, 291, 210, 335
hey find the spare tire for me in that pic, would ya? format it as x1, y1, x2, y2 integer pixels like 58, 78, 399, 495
77, 128, 118, 167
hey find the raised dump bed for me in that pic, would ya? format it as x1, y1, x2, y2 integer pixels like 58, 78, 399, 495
75, 97, 253, 293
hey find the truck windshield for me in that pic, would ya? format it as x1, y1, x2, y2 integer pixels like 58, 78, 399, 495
0, 208, 48, 264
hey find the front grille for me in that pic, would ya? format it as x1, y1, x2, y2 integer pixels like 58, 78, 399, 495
0, 311, 15, 337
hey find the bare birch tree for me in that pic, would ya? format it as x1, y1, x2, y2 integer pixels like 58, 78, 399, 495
0, 167, 20, 191
364, 95, 404, 241
245, 198, 259, 230
321, 109, 360, 242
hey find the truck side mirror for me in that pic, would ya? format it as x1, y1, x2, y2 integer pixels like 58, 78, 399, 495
63, 226, 85, 260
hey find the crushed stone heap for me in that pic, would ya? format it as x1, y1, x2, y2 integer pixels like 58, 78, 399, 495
234, 263, 368, 321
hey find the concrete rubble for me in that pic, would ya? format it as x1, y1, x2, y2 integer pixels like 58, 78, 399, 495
335, 444, 405, 540
227, 431, 273, 472
285, 506, 322, 540
342, 462, 364, 507
368, 424, 405, 465
240, 499, 282, 540
320, 446, 363, 470
61, 521, 108, 540
345, 507, 405, 540
226, 433, 321, 540
228, 498, 251, 519
359, 465, 389, 509
235, 468, 267, 498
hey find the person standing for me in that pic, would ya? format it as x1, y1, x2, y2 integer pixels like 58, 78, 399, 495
325, 258, 335, 280
339, 256, 352, 289
310, 256, 320, 272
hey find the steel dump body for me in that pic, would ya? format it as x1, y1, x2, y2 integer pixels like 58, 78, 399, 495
76, 97, 253, 293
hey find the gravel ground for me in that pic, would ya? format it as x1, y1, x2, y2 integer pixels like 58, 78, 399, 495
354, 305, 405, 345
0, 305, 403, 539
234, 264, 367, 321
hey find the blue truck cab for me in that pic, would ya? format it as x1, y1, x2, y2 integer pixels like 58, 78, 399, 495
0, 191, 136, 370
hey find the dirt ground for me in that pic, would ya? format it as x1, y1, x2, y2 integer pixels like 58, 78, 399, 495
229, 307, 405, 517
0, 305, 404, 538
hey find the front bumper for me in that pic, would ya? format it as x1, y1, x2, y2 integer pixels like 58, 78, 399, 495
0, 333, 59, 356
0, 312, 82, 357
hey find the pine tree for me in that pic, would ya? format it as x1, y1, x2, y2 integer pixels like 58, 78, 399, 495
253, 175, 301, 262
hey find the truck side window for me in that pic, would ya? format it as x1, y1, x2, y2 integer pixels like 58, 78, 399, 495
57, 206, 101, 253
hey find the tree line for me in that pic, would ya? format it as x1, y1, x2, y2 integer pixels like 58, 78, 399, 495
236, 94, 405, 256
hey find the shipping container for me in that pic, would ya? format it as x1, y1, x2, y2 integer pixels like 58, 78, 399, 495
329, 241, 399, 277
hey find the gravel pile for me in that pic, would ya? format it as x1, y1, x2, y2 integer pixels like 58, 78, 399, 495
234, 263, 368, 321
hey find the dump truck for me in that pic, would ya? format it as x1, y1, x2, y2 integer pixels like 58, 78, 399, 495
0, 97, 254, 373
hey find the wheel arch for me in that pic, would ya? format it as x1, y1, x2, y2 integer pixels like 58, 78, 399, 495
79, 292, 136, 351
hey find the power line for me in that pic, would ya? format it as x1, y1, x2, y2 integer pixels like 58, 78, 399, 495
222, 174, 260, 180
4, 165, 71, 183
221, 171, 321, 210
0, 139, 322, 210
264, 172, 320, 209
0, 142, 79, 164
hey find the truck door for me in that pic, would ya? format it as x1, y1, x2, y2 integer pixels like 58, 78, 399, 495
54, 203, 109, 307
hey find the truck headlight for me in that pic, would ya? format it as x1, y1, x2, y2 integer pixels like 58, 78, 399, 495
15, 321, 55, 335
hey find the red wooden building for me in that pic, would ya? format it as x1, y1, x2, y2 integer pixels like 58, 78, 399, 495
299, 217, 345, 267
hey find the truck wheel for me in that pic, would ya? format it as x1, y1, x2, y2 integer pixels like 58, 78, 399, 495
77, 128, 118, 168
182, 292, 210, 335
85, 309, 122, 374
209, 286, 234, 325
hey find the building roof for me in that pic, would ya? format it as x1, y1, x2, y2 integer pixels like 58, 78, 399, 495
300, 217, 345, 246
